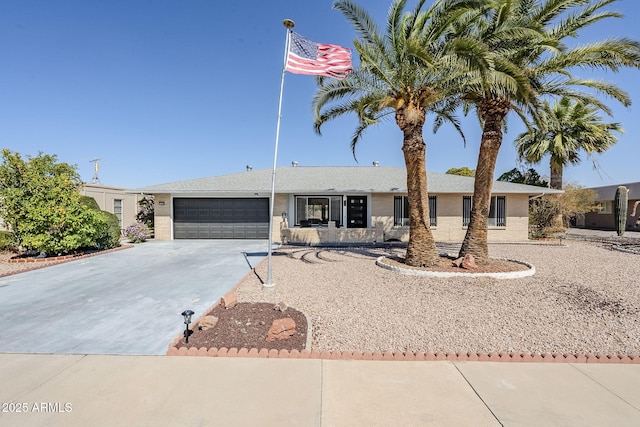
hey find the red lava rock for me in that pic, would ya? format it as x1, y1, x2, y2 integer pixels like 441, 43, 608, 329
266, 318, 297, 342
197, 316, 219, 331
221, 292, 237, 309
461, 254, 478, 269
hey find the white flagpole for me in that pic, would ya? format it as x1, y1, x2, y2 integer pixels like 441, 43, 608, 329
264, 19, 295, 290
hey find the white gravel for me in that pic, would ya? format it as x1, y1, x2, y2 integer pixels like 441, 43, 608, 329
236, 240, 640, 355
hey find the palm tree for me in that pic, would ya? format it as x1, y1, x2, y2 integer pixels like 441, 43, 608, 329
515, 97, 622, 190
313, 0, 485, 267
457, 0, 640, 262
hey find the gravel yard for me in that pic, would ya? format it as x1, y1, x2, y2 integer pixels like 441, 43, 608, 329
236, 240, 640, 356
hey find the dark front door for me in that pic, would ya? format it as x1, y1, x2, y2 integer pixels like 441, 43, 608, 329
346, 196, 367, 228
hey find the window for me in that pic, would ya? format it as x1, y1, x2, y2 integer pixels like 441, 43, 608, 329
463, 196, 506, 227
295, 196, 342, 226
597, 201, 613, 214
113, 199, 123, 228
394, 196, 437, 227
489, 196, 506, 227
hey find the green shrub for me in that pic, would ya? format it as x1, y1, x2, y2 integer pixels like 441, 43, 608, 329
94, 211, 121, 250
0, 230, 15, 251
79, 195, 100, 211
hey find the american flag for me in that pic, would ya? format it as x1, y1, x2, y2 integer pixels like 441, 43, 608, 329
285, 32, 352, 80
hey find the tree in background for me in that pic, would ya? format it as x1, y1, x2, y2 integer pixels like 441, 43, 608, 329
0, 150, 119, 255
497, 168, 548, 187
515, 97, 623, 190
135, 196, 154, 231
529, 184, 598, 237
445, 167, 475, 177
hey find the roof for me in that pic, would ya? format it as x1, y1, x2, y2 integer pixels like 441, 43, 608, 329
130, 166, 562, 195
588, 182, 640, 201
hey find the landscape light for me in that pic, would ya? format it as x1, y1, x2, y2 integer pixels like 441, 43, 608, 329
181, 310, 194, 343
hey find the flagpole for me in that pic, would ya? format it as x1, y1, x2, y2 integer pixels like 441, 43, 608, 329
264, 19, 295, 290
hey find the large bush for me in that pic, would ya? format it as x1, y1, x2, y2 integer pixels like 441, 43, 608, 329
0, 150, 120, 254
529, 184, 598, 237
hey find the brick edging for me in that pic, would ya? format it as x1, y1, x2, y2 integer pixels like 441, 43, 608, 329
166, 347, 640, 363
0, 244, 134, 277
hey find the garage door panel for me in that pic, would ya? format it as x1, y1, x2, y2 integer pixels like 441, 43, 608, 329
174, 198, 269, 239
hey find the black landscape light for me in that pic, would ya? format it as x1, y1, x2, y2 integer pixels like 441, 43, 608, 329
181, 310, 194, 343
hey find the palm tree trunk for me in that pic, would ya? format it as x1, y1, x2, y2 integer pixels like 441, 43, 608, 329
398, 108, 438, 267
549, 158, 563, 190
549, 157, 564, 230
459, 98, 510, 263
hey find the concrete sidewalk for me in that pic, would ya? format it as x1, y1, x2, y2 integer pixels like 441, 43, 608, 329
1, 353, 639, 427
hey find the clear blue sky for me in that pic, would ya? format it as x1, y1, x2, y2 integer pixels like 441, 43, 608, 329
1, 0, 638, 189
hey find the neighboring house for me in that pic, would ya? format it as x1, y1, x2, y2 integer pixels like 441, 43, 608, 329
579, 182, 640, 231
132, 166, 561, 244
80, 183, 143, 231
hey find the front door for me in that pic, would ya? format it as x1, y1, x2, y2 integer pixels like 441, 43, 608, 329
346, 196, 367, 228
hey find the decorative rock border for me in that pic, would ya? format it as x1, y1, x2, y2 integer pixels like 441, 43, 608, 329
8, 244, 134, 263
612, 244, 640, 255
375, 256, 536, 279
0, 244, 134, 278
167, 347, 640, 364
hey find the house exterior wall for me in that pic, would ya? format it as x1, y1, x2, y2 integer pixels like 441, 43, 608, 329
153, 194, 172, 240
154, 192, 532, 243
80, 184, 141, 230
583, 199, 640, 231
286, 192, 531, 244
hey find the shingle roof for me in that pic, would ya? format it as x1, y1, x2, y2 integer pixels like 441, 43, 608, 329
588, 182, 640, 201
131, 166, 561, 195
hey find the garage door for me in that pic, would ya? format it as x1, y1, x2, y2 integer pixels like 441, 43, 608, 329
173, 198, 270, 239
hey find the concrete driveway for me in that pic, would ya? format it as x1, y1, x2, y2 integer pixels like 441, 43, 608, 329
0, 240, 269, 355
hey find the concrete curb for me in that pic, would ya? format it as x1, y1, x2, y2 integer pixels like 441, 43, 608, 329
375, 256, 536, 279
